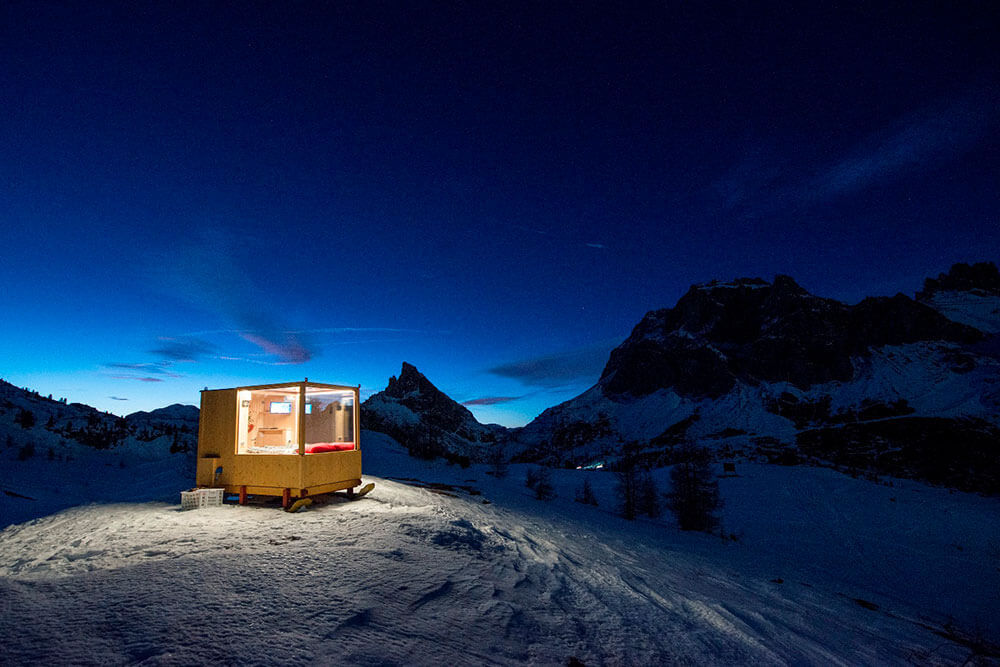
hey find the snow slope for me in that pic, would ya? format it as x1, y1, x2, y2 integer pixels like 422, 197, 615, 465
507, 339, 1000, 474
923, 290, 1000, 334
1, 432, 997, 665
0, 435, 192, 528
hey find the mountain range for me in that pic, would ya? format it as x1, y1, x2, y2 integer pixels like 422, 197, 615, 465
3, 261, 997, 495
363, 261, 1000, 493
0, 380, 199, 452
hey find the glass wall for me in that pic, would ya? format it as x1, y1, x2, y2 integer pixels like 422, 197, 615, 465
304, 387, 355, 450
236, 386, 300, 454
235, 384, 356, 455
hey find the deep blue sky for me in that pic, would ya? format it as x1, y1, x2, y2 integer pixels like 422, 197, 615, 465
1, 2, 997, 425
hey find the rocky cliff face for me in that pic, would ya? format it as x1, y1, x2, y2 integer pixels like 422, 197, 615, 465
361, 362, 506, 462
599, 275, 981, 399
508, 263, 1000, 494
919, 261, 1000, 297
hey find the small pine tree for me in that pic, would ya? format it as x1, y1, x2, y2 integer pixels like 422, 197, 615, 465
15, 408, 36, 429
487, 444, 508, 479
615, 445, 641, 520
533, 467, 555, 501
408, 423, 447, 460
638, 472, 662, 518
525, 466, 541, 490
667, 443, 721, 532
575, 477, 599, 506
17, 441, 36, 461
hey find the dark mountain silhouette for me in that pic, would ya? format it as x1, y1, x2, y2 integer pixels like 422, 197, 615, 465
361, 362, 506, 463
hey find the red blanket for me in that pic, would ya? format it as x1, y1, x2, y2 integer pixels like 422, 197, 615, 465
305, 442, 355, 453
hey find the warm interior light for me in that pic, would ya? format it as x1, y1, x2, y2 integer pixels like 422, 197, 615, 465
235, 384, 357, 455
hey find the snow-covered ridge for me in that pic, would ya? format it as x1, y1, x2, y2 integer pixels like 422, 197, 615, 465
921, 289, 1000, 334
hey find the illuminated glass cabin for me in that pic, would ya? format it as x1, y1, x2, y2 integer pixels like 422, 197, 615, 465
196, 380, 361, 506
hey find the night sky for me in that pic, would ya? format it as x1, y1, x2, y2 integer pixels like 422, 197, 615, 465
1, 2, 997, 426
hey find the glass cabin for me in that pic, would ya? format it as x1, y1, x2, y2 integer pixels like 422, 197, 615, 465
196, 380, 362, 506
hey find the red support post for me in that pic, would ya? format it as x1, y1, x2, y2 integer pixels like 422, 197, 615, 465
282, 488, 290, 509
239, 485, 247, 505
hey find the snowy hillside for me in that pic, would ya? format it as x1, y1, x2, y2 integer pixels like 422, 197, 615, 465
506, 265, 1000, 494
922, 290, 1000, 335
0, 381, 196, 527
510, 341, 1000, 484
0, 435, 193, 528
1, 432, 997, 665
918, 261, 1000, 334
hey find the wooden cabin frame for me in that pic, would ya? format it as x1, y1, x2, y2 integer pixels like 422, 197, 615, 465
196, 380, 362, 507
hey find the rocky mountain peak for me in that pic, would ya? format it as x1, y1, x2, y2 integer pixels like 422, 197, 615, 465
384, 361, 438, 399
918, 261, 1000, 299
599, 273, 982, 400
771, 273, 806, 294
362, 363, 505, 461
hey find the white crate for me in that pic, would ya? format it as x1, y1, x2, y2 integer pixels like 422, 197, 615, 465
180, 487, 225, 510
200, 488, 224, 507
180, 490, 202, 510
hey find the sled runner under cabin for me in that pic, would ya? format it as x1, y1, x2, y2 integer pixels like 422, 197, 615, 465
196, 380, 362, 507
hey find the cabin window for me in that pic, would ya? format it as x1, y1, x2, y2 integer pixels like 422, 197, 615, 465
304, 387, 355, 453
235, 385, 356, 455
236, 386, 300, 454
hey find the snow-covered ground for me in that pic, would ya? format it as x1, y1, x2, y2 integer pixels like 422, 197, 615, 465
1, 432, 998, 665
0, 436, 192, 528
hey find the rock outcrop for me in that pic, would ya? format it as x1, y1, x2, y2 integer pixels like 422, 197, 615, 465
361, 362, 506, 462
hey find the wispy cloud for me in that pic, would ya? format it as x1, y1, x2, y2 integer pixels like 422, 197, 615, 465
710, 85, 998, 218
711, 144, 786, 214
109, 375, 165, 383
105, 362, 181, 378
146, 229, 315, 364
179, 328, 421, 353
488, 342, 615, 388
807, 87, 997, 201
461, 396, 524, 406
171, 326, 424, 359
237, 331, 310, 364
285, 327, 425, 335
150, 336, 217, 362
109, 396, 129, 401
510, 224, 610, 251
